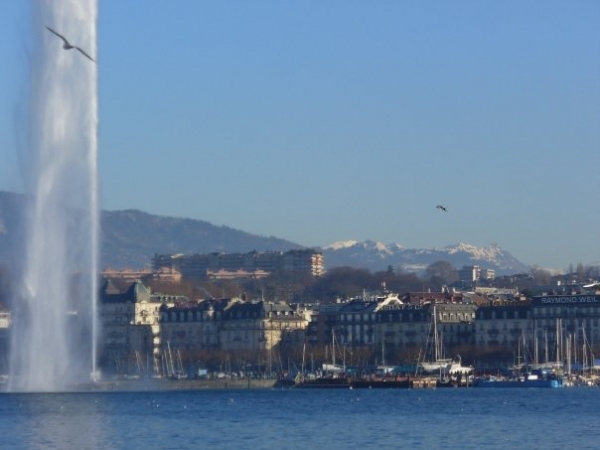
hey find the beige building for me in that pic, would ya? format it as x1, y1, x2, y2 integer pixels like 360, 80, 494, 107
153, 249, 324, 280
458, 265, 495, 283
376, 303, 477, 363
99, 281, 600, 374
160, 299, 308, 352
99, 279, 183, 376
308, 296, 476, 366
158, 299, 309, 375
101, 266, 182, 284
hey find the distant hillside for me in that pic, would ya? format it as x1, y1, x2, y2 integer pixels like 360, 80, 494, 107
322, 240, 530, 276
0, 191, 303, 269
101, 209, 302, 268
0, 191, 530, 274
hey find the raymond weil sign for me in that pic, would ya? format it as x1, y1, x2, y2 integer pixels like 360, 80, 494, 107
532, 295, 600, 306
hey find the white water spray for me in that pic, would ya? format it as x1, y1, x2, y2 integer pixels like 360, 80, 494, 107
9, 0, 98, 392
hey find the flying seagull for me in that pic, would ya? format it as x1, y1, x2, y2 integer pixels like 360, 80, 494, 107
436, 205, 447, 212
45, 26, 95, 62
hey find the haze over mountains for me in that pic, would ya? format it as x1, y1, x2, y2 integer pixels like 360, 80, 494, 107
323, 240, 529, 275
0, 191, 529, 274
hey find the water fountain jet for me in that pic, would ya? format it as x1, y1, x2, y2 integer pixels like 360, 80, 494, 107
9, 0, 99, 393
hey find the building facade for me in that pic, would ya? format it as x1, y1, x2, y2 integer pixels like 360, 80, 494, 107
98, 279, 184, 376
98, 281, 600, 374
153, 249, 324, 280
159, 299, 309, 375
458, 265, 495, 283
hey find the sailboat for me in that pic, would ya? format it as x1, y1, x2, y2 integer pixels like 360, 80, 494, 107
420, 305, 472, 375
175, 350, 188, 379
420, 305, 453, 373
294, 329, 349, 388
165, 341, 188, 379
321, 329, 345, 376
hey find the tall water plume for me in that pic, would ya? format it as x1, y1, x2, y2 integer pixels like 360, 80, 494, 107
9, 0, 98, 392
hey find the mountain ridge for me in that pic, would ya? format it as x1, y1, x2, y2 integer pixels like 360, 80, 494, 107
0, 191, 529, 274
321, 240, 529, 275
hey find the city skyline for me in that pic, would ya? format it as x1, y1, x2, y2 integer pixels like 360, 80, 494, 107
0, 1, 598, 270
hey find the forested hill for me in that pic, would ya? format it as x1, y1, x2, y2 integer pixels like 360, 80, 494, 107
0, 191, 530, 274
0, 191, 302, 269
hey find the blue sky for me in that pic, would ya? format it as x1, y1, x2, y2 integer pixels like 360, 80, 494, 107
0, 1, 598, 270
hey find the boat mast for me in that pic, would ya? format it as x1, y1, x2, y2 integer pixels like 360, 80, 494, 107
433, 305, 439, 361
167, 341, 175, 377
177, 350, 185, 377
301, 342, 306, 375
556, 318, 561, 367
566, 334, 572, 376
332, 328, 336, 369
581, 319, 588, 375
544, 332, 549, 367
534, 332, 539, 369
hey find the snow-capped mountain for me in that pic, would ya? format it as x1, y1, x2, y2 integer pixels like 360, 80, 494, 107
322, 240, 529, 275
0, 191, 531, 274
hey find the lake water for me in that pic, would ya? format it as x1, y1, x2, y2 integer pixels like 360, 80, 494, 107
1, 387, 599, 449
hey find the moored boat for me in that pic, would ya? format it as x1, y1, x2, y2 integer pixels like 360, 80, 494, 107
474, 370, 563, 388
293, 376, 351, 389
350, 376, 411, 389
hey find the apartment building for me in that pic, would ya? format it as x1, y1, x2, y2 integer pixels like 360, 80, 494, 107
153, 249, 324, 280
306, 295, 476, 365
458, 265, 496, 284
474, 304, 532, 349
159, 299, 308, 355
530, 294, 600, 362
98, 279, 184, 376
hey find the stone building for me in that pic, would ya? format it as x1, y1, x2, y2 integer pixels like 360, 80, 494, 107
158, 299, 309, 374
98, 279, 184, 376
473, 294, 600, 368
153, 249, 324, 281
306, 295, 476, 366
98, 281, 600, 374
530, 294, 600, 366
474, 304, 532, 350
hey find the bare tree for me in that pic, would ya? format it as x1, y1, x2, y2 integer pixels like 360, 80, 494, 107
425, 260, 458, 286
531, 266, 552, 285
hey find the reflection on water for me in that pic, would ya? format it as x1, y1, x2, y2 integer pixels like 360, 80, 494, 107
1, 389, 600, 449
2, 394, 110, 449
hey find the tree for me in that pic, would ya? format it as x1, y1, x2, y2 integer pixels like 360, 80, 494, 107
531, 266, 552, 285
425, 261, 458, 286
305, 267, 376, 303
576, 263, 586, 282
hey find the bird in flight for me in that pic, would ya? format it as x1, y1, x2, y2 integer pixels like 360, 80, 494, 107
436, 205, 447, 212
45, 26, 95, 62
